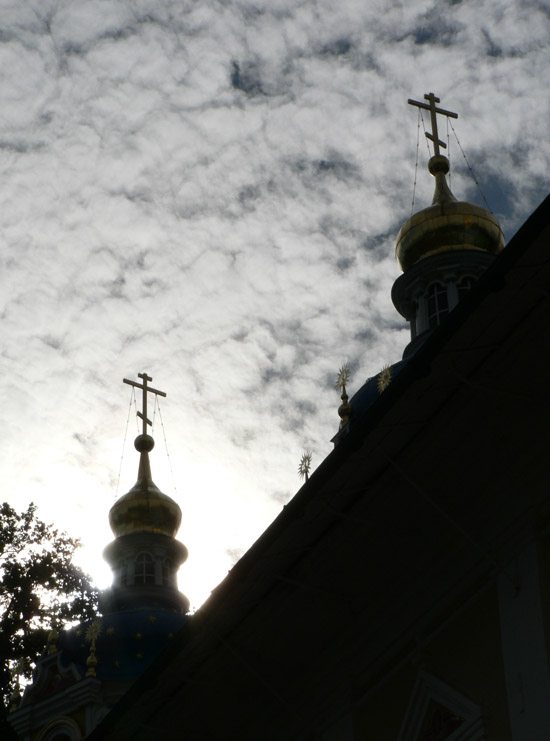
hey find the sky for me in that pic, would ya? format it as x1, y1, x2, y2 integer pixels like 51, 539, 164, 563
1, 0, 548, 610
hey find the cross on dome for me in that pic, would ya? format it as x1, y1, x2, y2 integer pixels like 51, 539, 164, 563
408, 92, 458, 157
123, 372, 167, 435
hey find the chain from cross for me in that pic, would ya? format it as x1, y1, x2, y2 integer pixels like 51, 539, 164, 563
123, 372, 167, 435
408, 92, 458, 157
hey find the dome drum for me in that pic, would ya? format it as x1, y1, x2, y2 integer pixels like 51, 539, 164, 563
103, 531, 188, 567
392, 249, 497, 320
392, 249, 498, 358
102, 530, 189, 613
100, 582, 190, 613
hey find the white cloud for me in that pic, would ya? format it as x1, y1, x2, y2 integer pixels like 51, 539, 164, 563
0, 0, 548, 609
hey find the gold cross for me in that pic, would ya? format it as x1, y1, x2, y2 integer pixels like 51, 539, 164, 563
408, 92, 458, 156
123, 372, 167, 435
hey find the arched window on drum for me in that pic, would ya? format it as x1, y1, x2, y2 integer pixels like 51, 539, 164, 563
162, 558, 173, 586
457, 275, 476, 301
117, 559, 127, 587
135, 553, 155, 585
426, 282, 449, 329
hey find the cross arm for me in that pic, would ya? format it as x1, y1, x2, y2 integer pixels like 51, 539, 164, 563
407, 98, 458, 119
123, 378, 167, 398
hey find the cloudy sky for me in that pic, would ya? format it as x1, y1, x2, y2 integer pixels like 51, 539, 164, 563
1, 0, 548, 609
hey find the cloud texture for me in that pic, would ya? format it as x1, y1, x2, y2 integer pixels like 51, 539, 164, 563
0, 0, 548, 606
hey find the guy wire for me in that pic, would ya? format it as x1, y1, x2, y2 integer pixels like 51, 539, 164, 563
420, 110, 432, 158
116, 387, 135, 499
448, 118, 493, 213
411, 107, 421, 216
156, 397, 179, 498
133, 391, 140, 434
447, 116, 451, 189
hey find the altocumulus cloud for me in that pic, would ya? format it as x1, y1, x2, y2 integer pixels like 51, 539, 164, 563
0, 0, 548, 607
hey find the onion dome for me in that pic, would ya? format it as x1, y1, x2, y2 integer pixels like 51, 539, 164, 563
396, 154, 504, 272
16, 609, 188, 714
109, 434, 182, 538
60, 609, 187, 682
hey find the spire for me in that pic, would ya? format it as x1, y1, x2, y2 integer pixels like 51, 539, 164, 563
395, 93, 504, 272
108, 374, 182, 538
85, 620, 101, 678
103, 372, 189, 614
336, 365, 352, 429
392, 93, 505, 357
408, 94, 458, 206
428, 155, 456, 206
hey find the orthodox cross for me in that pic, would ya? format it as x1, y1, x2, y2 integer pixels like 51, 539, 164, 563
123, 372, 167, 435
408, 92, 458, 156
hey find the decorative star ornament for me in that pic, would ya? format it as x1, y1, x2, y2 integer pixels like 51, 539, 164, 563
298, 451, 313, 481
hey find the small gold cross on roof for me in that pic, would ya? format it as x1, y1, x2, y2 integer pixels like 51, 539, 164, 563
408, 92, 458, 156
123, 372, 167, 435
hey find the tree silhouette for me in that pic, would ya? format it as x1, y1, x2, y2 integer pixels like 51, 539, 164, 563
0, 502, 98, 729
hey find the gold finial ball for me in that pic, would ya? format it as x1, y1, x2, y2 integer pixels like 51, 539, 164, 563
428, 154, 450, 175
135, 434, 155, 453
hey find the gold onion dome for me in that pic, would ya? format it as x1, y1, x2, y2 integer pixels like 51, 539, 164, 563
396, 154, 504, 272
109, 434, 182, 538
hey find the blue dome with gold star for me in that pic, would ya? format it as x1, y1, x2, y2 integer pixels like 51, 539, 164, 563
58, 608, 187, 682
